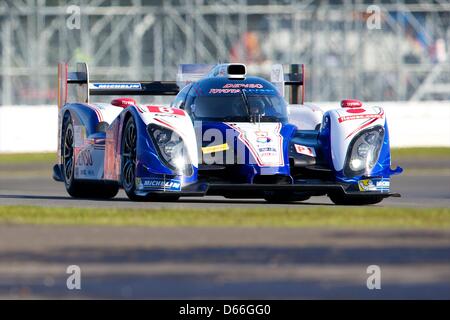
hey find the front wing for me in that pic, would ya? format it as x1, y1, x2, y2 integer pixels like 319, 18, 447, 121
148, 180, 401, 199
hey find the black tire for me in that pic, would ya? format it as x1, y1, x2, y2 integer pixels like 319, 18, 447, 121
264, 192, 311, 203
121, 116, 145, 201
328, 193, 384, 206
61, 114, 119, 199
121, 116, 181, 202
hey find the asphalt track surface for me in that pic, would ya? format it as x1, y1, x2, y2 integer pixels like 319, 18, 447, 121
0, 164, 449, 208
0, 159, 449, 299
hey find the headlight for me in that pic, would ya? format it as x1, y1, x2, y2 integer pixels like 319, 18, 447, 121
155, 130, 170, 144
344, 126, 384, 177
350, 158, 364, 171
356, 143, 370, 157
147, 124, 193, 176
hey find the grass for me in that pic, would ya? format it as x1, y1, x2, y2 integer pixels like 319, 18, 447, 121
391, 147, 450, 158
0, 205, 449, 229
0, 152, 55, 165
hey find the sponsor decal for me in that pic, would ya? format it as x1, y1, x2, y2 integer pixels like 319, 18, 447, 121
338, 113, 383, 123
223, 83, 263, 89
358, 179, 376, 191
202, 143, 229, 154
209, 88, 240, 94
75, 148, 104, 180
341, 99, 363, 108
91, 83, 142, 90
74, 125, 86, 148
358, 179, 390, 192
137, 178, 182, 192
147, 106, 185, 116
256, 136, 272, 143
294, 144, 316, 157
225, 122, 284, 167
259, 147, 277, 152
77, 168, 95, 177
260, 152, 276, 157
111, 97, 136, 107
376, 180, 390, 189
76, 149, 93, 166
208, 88, 275, 94
246, 88, 275, 94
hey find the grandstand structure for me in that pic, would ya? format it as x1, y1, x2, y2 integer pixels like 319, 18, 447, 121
0, 0, 449, 105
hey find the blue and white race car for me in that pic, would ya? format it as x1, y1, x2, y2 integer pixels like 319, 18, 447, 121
53, 62, 402, 205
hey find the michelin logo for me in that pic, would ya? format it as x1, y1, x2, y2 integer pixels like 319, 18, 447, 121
138, 178, 181, 191
91, 83, 142, 90
376, 181, 390, 189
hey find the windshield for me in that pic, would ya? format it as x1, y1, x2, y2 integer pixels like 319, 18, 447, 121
188, 94, 288, 122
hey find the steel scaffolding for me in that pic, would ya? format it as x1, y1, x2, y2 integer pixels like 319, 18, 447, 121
1, 0, 449, 105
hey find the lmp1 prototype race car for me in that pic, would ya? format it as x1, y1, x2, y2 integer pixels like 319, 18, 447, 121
53, 62, 402, 205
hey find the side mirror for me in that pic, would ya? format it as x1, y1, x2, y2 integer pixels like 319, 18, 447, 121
190, 104, 197, 117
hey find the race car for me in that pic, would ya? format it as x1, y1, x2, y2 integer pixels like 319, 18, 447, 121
53, 62, 402, 205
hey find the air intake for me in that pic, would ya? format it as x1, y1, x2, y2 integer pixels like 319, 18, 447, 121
227, 64, 246, 79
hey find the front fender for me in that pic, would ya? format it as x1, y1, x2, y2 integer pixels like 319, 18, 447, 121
319, 105, 402, 183
121, 106, 199, 187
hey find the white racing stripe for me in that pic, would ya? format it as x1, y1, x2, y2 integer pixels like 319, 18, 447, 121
225, 122, 284, 167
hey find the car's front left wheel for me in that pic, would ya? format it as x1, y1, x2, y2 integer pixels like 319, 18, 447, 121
121, 116, 146, 201
121, 116, 181, 202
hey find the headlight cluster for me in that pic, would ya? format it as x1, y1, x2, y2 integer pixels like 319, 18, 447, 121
344, 126, 384, 177
147, 124, 193, 176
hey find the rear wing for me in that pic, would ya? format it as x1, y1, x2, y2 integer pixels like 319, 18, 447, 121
271, 64, 305, 105
176, 63, 248, 88
57, 62, 179, 110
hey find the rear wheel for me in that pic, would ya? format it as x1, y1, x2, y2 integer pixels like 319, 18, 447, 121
328, 193, 384, 205
264, 192, 311, 203
62, 114, 118, 199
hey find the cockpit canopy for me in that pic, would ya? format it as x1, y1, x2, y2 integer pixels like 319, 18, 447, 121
180, 77, 288, 123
